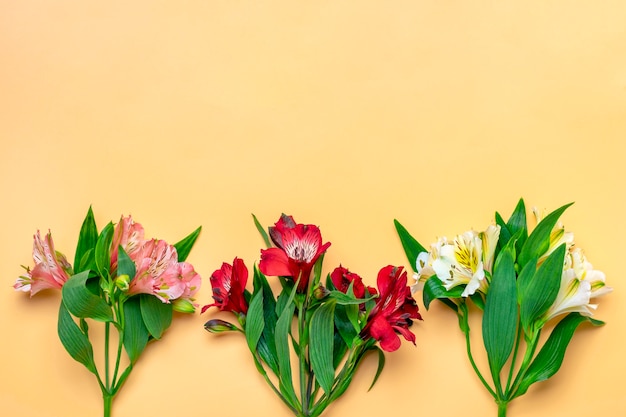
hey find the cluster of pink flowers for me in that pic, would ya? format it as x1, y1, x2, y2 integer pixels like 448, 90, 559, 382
15, 216, 201, 311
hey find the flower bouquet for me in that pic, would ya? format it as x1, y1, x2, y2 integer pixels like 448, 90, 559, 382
203, 214, 421, 417
394, 199, 611, 416
14, 207, 202, 417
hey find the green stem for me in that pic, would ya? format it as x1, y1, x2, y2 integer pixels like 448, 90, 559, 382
103, 393, 113, 417
497, 400, 508, 417
111, 303, 125, 390
459, 306, 497, 398
507, 329, 541, 401
505, 324, 523, 393
261, 364, 299, 415
104, 321, 111, 389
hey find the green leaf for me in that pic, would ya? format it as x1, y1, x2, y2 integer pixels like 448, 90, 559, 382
74, 206, 98, 273
252, 214, 272, 248
275, 300, 298, 407
79, 318, 89, 334
516, 257, 538, 304
57, 302, 97, 374
470, 292, 485, 311
332, 330, 349, 369
173, 226, 202, 262
334, 305, 358, 346
422, 276, 463, 311
112, 365, 133, 395
61, 271, 114, 322
117, 246, 136, 278
245, 290, 265, 353
507, 199, 527, 229
310, 300, 337, 394
495, 212, 512, 253
514, 312, 604, 398
252, 267, 279, 374
520, 244, 566, 334
347, 304, 362, 337
482, 249, 518, 387
311, 254, 325, 288
328, 290, 377, 306
140, 294, 173, 339
78, 249, 96, 275
367, 346, 386, 391
95, 222, 114, 278
123, 297, 149, 364
394, 219, 427, 271
506, 198, 528, 252
518, 202, 573, 268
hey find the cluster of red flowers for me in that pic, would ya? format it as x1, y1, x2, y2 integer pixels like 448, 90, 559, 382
203, 214, 421, 352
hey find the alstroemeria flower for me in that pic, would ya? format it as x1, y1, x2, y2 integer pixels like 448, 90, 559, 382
14, 230, 73, 296
202, 257, 249, 315
533, 207, 575, 265
110, 215, 145, 273
412, 237, 445, 293
544, 248, 612, 322
415, 225, 500, 297
173, 262, 202, 312
127, 239, 184, 303
330, 265, 377, 309
260, 214, 331, 292
362, 265, 421, 352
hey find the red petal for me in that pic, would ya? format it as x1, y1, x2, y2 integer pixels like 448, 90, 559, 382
368, 315, 401, 352
260, 248, 292, 277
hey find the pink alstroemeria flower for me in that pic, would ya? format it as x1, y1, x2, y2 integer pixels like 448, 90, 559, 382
110, 215, 145, 274
172, 262, 202, 313
362, 265, 422, 352
14, 230, 73, 296
330, 265, 377, 309
260, 214, 331, 292
202, 257, 249, 315
127, 239, 184, 303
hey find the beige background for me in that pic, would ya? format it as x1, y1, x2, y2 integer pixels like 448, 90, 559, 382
1, 1, 625, 416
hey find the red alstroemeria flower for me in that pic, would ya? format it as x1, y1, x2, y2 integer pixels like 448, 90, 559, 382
330, 265, 377, 309
259, 214, 331, 292
362, 265, 422, 352
202, 257, 249, 315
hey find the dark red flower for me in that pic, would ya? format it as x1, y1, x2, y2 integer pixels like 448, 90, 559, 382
201, 257, 249, 315
362, 265, 421, 352
259, 214, 331, 292
330, 265, 377, 307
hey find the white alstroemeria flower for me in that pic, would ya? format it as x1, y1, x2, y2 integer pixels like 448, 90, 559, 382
544, 248, 612, 322
412, 225, 501, 297
480, 225, 501, 274
532, 207, 575, 264
411, 238, 444, 293
432, 230, 485, 297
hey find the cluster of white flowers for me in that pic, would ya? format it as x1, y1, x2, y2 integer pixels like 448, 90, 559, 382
412, 208, 611, 321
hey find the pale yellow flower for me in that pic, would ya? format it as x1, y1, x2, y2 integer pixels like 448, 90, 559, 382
413, 225, 500, 297
411, 238, 443, 293
544, 248, 611, 322
480, 225, 501, 275
532, 207, 575, 264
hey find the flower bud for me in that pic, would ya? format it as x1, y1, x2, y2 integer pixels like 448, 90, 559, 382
204, 319, 239, 333
115, 274, 130, 292
313, 285, 330, 300
173, 298, 196, 314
